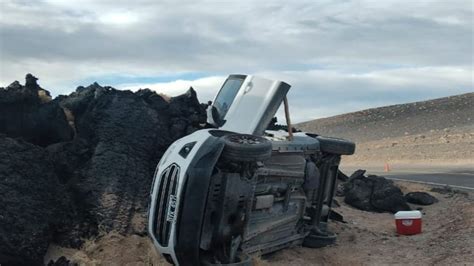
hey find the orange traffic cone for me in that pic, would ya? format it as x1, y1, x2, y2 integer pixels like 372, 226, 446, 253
384, 162, 391, 172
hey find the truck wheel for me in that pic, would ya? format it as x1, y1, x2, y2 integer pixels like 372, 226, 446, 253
221, 134, 272, 162
317, 136, 355, 155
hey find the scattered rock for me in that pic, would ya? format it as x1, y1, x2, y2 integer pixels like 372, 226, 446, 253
344, 171, 410, 213
47, 256, 76, 266
337, 170, 349, 181
329, 210, 346, 223
405, 192, 438, 205
349, 169, 366, 179
335, 183, 346, 197
430, 186, 468, 197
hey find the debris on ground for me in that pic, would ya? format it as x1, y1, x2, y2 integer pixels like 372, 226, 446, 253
264, 180, 473, 265
337, 170, 349, 181
47, 256, 75, 266
328, 210, 346, 223
430, 186, 469, 197
343, 170, 411, 213
405, 192, 438, 205
349, 169, 366, 179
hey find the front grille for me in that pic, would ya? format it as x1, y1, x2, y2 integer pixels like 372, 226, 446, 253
154, 163, 180, 246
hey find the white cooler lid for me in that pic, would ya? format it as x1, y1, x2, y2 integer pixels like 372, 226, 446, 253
395, 210, 422, 219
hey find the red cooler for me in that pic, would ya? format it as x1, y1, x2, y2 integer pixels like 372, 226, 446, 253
394, 210, 422, 235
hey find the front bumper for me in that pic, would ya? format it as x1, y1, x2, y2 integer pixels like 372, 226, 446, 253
148, 129, 225, 265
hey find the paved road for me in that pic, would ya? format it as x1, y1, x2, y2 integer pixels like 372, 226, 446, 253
341, 166, 474, 190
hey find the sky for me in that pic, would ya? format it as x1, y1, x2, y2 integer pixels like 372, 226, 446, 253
0, 0, 472, 122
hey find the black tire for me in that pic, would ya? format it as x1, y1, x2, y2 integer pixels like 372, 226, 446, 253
221, 134, 272, 162
303, 231, 337, 248
317, 136, 355, 155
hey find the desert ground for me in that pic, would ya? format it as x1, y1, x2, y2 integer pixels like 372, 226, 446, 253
262, 181, 473, 266
44, 181, 473, 266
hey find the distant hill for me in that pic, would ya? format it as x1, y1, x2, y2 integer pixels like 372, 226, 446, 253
298, 92, 474, 142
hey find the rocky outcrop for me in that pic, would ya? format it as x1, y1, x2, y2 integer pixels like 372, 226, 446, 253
0, 74, 74, 147
0, 74, 207, 265
0, 136, 71, 265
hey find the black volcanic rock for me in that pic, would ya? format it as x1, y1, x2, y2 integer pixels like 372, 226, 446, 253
65, 85, 172, 236
47, 256, 76, 266
54, 83, 206, 241
337, 170, 349, 181
349, 169, 366, 180
136, 88, 169, 111
344, 171, 410, 213
0, 75, 207, 264
0, 136, 71, 266
0, 74, 74, 146
405, 192, 438, 205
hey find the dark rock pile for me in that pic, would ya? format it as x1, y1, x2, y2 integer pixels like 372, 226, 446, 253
0, 74, 74, 146
0, 74, 207, 265
47, 256, 74, 266
405, 192, 438, 205
341, 170, 411, 213
339, 170, 441, 213
0, 137, 71, 265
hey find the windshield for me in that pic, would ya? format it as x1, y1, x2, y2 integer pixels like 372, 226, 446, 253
213, 76, 245, 122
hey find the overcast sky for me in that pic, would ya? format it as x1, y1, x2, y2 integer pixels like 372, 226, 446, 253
0, 0, 472, 122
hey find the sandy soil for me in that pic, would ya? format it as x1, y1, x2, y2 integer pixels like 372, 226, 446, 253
260, 181, 474, 266
343, 126, 474, 166
44, 233, 166, 266
45, 182, 473, 266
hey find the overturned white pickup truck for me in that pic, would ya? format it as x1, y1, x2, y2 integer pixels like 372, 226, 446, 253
148, 75, 355, 265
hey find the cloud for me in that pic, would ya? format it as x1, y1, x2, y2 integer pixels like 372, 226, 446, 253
122, 65, 472, 123
120, 75, 226, 103
0, 0, 472, 122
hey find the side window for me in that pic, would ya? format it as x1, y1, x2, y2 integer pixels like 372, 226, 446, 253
213, 77, 244, 121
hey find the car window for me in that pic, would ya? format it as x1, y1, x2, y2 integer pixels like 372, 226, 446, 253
213, 77, 244, 121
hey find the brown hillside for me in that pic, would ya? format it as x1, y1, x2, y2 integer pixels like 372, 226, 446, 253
298, 92, 474, 142
298, 93, 474, 165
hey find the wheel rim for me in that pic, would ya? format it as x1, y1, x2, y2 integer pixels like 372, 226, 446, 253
228, 135, 262, 145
